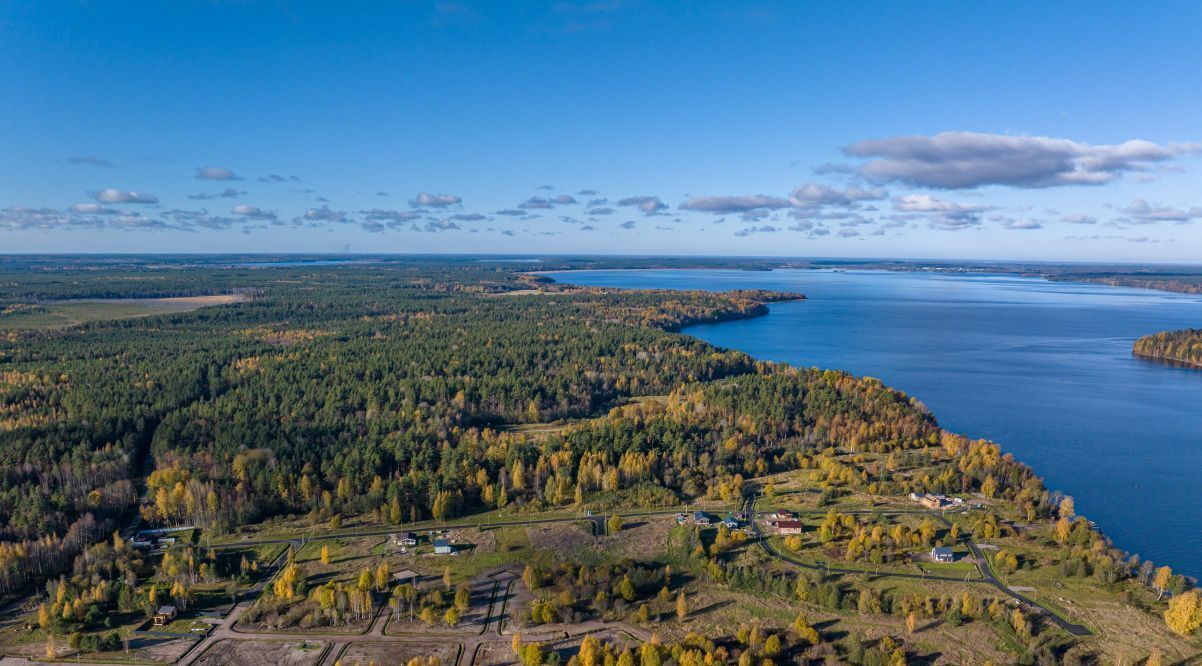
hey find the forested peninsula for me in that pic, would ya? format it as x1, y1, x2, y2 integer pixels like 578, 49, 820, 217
1134, 328, 1202, 368
0, 258, 1198, 665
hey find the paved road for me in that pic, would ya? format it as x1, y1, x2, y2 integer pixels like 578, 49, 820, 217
744, 495, 1093, 637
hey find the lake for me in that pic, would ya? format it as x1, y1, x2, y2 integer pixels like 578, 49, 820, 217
548, 268, 1202, 577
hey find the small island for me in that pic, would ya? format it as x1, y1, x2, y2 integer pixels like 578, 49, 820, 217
1134, 329, 1202, 369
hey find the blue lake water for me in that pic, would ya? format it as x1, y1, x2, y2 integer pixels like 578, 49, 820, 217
548, 269, 1202, 577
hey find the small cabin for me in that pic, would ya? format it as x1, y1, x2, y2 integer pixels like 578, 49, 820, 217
692, 511, 711, 526
776, 520, 803, 535
393, 532, 418, 547
722, 517, 739, 530
153, 605, 177, 626
433, 538, 453, 554
931, 546, 955, 563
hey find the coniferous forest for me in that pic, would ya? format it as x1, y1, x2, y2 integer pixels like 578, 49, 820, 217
0, 257, 1198, 665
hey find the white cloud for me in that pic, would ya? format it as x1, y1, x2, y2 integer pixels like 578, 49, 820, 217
617, 195, 668, 215
1062, 213, 1098, 225
93, 188, 159, 204
303, 205, 351, 223
789, 183, 886, 209
1117, 198, 1202, 223
231, 204, 277, 220
360, 208, 421, 224
411, 192, 462, 208
893, 194, 987, 230
680, 195, 791, 214
69, 203, 119, 215
195, 166, 243, 181
846, 131, 1200, 189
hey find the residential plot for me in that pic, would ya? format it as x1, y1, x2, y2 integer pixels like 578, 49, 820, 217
335, 640, 460, 666
192, 639, 328, 666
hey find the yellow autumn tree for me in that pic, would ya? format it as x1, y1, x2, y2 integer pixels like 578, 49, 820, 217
981, 475, 998, 498
1153, 566, 1173, 600
1164, 590, 1201, 636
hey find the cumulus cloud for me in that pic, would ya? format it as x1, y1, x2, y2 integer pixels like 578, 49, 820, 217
189, 187, 244, 200
93, 188, 159, 204
1116, 198, 1202, 224
422, 219, 461, 232
789, 183, 886, 209
411, 192, 462, 208
518, 197, 554, 209
845, 131, 1201, 189
360, 208, 421, 224
68, 156, 115, 167
518, 195, 577, 209
195, 166, 243, 181
587, 206, 615, 216
108, 212, 175, 231
893, 194, 987, 230
231, 204, 278, 221
680, 195, 791, 214
258, 174, 301, 183
1062, 213, 1098, 225
617, 195, 668, 215
1, 207, 105, 231
734, 225, 779, 237
450, 213, 486, 221
69, 203, 119, 215
995, 217, 1043, 230
303, 205, 351, 223
619, 220, 636, 229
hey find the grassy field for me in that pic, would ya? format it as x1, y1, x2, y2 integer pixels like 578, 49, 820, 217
0, 294, 245, 330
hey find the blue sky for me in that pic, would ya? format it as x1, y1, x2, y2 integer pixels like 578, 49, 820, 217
2, 1, 1201, 261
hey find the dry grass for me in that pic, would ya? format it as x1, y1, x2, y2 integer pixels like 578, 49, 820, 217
192, 639, 328, 666
336, 640, 460, 665
608, 515, 676, 560
526, 523, 596, 556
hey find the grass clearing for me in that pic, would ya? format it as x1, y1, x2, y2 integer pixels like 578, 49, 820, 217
0, 294, 246, 330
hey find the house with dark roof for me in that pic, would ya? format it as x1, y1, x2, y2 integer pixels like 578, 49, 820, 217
776, 520, 803, 535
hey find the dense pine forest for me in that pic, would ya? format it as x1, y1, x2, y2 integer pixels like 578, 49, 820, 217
0, 259, 804, 589
1134, 328, 1202, 368
1, 257, 1199, 664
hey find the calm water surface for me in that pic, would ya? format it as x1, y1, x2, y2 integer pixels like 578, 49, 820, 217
549, 269, 1202, 576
